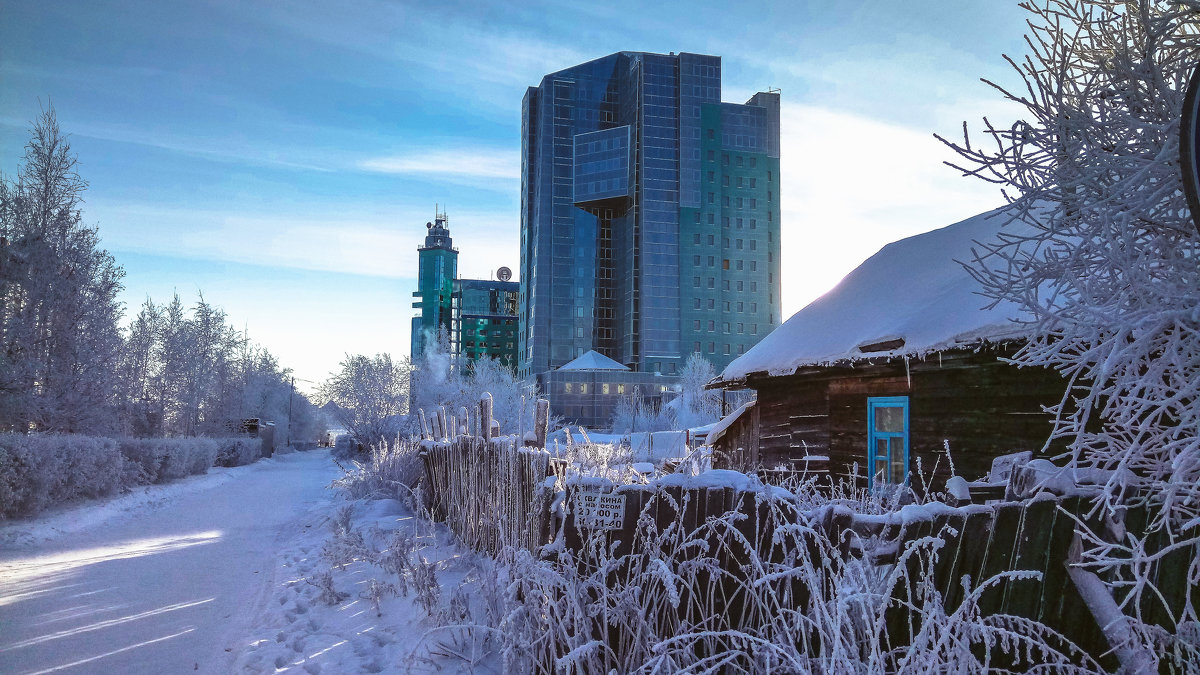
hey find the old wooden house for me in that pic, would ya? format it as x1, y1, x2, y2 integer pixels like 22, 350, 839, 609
709, 208, 1066, 490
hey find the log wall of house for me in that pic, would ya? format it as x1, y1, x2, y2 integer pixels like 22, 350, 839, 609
743, 345, 1067, 488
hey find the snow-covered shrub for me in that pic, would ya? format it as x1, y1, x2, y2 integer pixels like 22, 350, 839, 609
158, 437, 219, 481
116, 438, 164, 485
0, 434, 124, 518
332, 436, 423, 500
213, 437, 260, 467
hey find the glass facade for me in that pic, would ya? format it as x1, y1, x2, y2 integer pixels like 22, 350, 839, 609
520, 51, 781, 383
453, 279, 519, 368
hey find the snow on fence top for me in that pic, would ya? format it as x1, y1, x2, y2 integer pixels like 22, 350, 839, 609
720, 206, 1041, 382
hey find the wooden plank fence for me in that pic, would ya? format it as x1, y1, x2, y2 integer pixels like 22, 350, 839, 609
413, 395, 1194, 669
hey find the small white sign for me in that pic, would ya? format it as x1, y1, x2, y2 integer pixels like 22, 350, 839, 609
572, 489, 626, 531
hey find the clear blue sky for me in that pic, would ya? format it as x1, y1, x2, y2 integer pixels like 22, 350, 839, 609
0, 0, 1032, 392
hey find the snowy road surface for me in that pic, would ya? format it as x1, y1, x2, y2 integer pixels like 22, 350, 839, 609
0, 449, 341, 675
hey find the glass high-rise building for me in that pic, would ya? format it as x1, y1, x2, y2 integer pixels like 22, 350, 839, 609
519, 51, 781, 381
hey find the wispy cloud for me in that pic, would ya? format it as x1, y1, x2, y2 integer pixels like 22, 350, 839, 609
358, 147, 519, 180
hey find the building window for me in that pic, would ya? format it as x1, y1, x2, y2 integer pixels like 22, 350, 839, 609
708, 192, 714, 204
694, 320, 701, 330
617, 384, 626, 394
707, 129, 714, 140
723, 322, 730, 332
752, 323, 758, 333
750, 219, 757, 229
750, 199, 757, 209
736, 217, 743, 228
751, 261, 757, 271
737, 177, 743, 187
737, 281, 744, 291
708, 299, 715, 309
695, 213, 701, 224
564, 383, 573, 393
751, 302, 757, 312
724, 301, 731, 311
736, 156, 743, 167
724, 344, 731, 354
737, 197, 743, 208
693, 276, 700, 287
737, 344, 745, 354
751, 281, 757, 291
768, 191, 773, 202
602, 383, 610, 394
708, 214, 715, 224
694, 298, 701, 308
693, 342, 701, 353
736, 260, 744, 270
708, 150, 715, 160
579, 383, 588, 394
724, 196, 730, 207
722, 259, 730, 270
708, 255, 715, 267
868, 397, 910, 489
707, 234, 715, 245
738, 301, 744, 312
708, 342, 715, 353
708, 320, 715, 331
722, 153, 729, 165
737, 322, 744, 333
694, 233, 701, 244
750, 157, 757, 168
707, 170, 714, 182
694, 255, 701, 265
736, 239, 744, 249
723, 280, 730, 290
750, 178, 757, 188
768, 170, 773, 181
722, 175, 729, 186
751, 240, 757, 251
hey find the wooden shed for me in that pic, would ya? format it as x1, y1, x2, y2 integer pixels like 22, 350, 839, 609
710, 208, 1066, 491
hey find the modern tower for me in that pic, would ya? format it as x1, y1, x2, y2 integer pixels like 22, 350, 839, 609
519, 52, 781, 383
411, 212, 458, 359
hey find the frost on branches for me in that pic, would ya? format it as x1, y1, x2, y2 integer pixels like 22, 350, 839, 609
938, 0, 1200, 664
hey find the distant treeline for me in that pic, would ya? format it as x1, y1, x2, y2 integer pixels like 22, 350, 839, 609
0, 106, 321, 440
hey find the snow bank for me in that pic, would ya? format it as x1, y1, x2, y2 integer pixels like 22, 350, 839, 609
720, 207, 1041, 381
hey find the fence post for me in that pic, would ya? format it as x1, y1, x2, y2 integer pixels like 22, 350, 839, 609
480, 393, 494, 442
418, 408, 430, 441
437, 406, 448, 441
459, 406, 470, 437
535, 398, 550, 449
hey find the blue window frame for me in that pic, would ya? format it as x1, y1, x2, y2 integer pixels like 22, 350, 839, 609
867, 396, 909, 489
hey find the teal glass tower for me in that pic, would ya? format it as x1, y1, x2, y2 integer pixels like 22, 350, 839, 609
519, 51, 782, 381
411, 213, 458, 358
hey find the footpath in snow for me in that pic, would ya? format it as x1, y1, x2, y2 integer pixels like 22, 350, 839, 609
0, 448, 340, 674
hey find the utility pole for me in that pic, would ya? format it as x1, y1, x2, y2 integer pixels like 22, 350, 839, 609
286, 376, 294, 447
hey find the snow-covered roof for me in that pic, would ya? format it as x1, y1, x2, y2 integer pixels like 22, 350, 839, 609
558, 349, 630, 371
721, 207, 1038, 382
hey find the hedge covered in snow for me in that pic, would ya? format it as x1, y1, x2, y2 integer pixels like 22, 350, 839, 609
0, 434, 264, 519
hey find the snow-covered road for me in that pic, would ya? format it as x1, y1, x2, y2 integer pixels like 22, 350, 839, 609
0, 449, 341, 675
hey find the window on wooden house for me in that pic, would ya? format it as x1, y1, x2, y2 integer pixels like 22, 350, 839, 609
867, 396, 909, 489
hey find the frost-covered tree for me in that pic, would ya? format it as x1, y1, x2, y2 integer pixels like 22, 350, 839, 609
939, 1, 1200, 667
0, 106, 125, 433
318, 353, 412, 446
677, 352, 721, 429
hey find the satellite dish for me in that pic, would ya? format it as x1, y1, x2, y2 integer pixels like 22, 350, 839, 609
497, 266, 512, 282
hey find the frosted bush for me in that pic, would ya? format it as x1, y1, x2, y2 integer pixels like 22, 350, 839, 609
332, 436, 423, 500
158, 437, 218, 480
0, 434, 124, 518
214, 437, 261, 467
